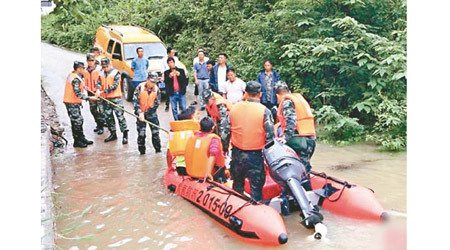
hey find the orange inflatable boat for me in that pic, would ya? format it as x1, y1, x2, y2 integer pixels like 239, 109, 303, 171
163, 153, 288, 246
244, 170, 386, 221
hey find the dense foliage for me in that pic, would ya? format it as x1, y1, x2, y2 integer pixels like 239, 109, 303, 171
42, 0, 407, 151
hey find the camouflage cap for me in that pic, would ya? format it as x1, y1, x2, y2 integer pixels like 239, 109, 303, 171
100, 57, 110, 65
86, 53, 95, 61
202, 89, 214, 102
73, 61, 85, 70
274, 81, 289, 93
148, 71, 159, 83
245, 81, 262, 94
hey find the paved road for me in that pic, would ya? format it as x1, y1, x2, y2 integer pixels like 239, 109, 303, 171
41, 41, 196, 151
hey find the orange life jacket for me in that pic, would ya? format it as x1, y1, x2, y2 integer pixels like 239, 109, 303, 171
63, 72, 85, 104
138, 82, 159, 113
185, 133, 225, 178
277, 93, 316, 137
82, 65, 101, 92
230, 101, 266, 150
99, 69, 122, 99
168, 120, 200, 156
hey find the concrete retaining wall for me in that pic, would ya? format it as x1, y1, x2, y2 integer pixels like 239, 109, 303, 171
41, 128, 55, 250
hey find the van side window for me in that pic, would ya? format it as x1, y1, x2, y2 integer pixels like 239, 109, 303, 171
107, 40, 115, 54
113, 43, 123, 61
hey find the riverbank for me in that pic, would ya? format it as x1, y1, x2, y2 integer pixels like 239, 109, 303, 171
41, 85, 65, 249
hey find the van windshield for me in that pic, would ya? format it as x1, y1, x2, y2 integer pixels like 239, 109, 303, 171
124, 42, 166, 61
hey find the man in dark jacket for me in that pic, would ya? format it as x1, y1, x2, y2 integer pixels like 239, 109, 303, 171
207, 59, 216, 92
209, 53, 231, 95
256, 59, 281, 110
164, 57, 188, 120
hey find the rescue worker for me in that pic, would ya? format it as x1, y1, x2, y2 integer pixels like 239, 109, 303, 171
202, 89, 232, 153
185, 117, 227, 183
95, 57, 129, 144
90, 47, 105, 65
63, 61, 96, 148
83, 53, 105, 135
274, 81, 316, 174
168, 106, 201, 175
132, 71, 162, 155
229, 81, 275, 201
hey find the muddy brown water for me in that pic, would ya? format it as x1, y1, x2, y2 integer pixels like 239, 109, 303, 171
42, 42, 406, 250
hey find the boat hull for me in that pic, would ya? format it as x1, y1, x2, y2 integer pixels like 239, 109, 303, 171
163, 165, 288, 246
244, 171, 385, 221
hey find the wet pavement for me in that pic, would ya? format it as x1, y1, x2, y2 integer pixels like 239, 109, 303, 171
41, 42, 406, 250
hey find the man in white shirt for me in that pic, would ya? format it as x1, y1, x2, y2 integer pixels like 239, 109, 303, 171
224, 68, 246, 104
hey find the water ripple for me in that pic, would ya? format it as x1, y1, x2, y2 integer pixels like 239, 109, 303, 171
108, 238, 133, 247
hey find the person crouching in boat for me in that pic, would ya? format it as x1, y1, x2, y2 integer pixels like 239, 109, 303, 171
274, 81, 316, 190
202, 89, 232, 155
185, 117, 227, 183
133, 71, 162, 154
168, 106, 201, 175
229, 81, 275, 202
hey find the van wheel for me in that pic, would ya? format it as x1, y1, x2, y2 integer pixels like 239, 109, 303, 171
122, 76, 133, 102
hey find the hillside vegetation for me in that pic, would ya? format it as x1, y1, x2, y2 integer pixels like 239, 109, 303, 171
42, 0, 407, 151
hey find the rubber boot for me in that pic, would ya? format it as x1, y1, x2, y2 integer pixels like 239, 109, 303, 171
122, 130, 128, 145
73, 132, 87, 148
138, 145, 146, 155
280, 193, 290, 216
73, 140, 88, 148
73, 129, 88, 148
80, 132, 93, 145
152, 135, 161, 153
104, 132, 117, 142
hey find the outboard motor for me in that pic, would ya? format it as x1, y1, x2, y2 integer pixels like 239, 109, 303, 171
263, 139, 323, 229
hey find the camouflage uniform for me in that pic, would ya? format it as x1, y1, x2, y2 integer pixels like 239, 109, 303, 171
132, 83, 162, 152
230, 99, 275, 202
203, 89, 231, 152
66, 76, 89, 141
97, 71, 128, 134
211, 104, 231, 152
85, 67, 105, 129
280, 99, 316, 173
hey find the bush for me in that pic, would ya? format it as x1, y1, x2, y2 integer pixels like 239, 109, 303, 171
315, 105, 365, 144
42, 0, 407, 151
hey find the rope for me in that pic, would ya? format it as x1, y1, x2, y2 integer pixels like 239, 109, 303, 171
318, 171, 347, 202
228, 198, 257, 218
87, 89, 169, 134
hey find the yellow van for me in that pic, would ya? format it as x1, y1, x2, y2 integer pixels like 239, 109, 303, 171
94, 25, 187, 101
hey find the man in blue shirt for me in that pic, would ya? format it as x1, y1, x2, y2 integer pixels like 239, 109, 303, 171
193, 50, 210, 109
131, 47, 149, 87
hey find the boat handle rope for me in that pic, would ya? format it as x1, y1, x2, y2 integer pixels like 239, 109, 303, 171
317, 171, 348, 202
205, 183, 254, 220
87, 90, 170, 134
228, 200, 254, 218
